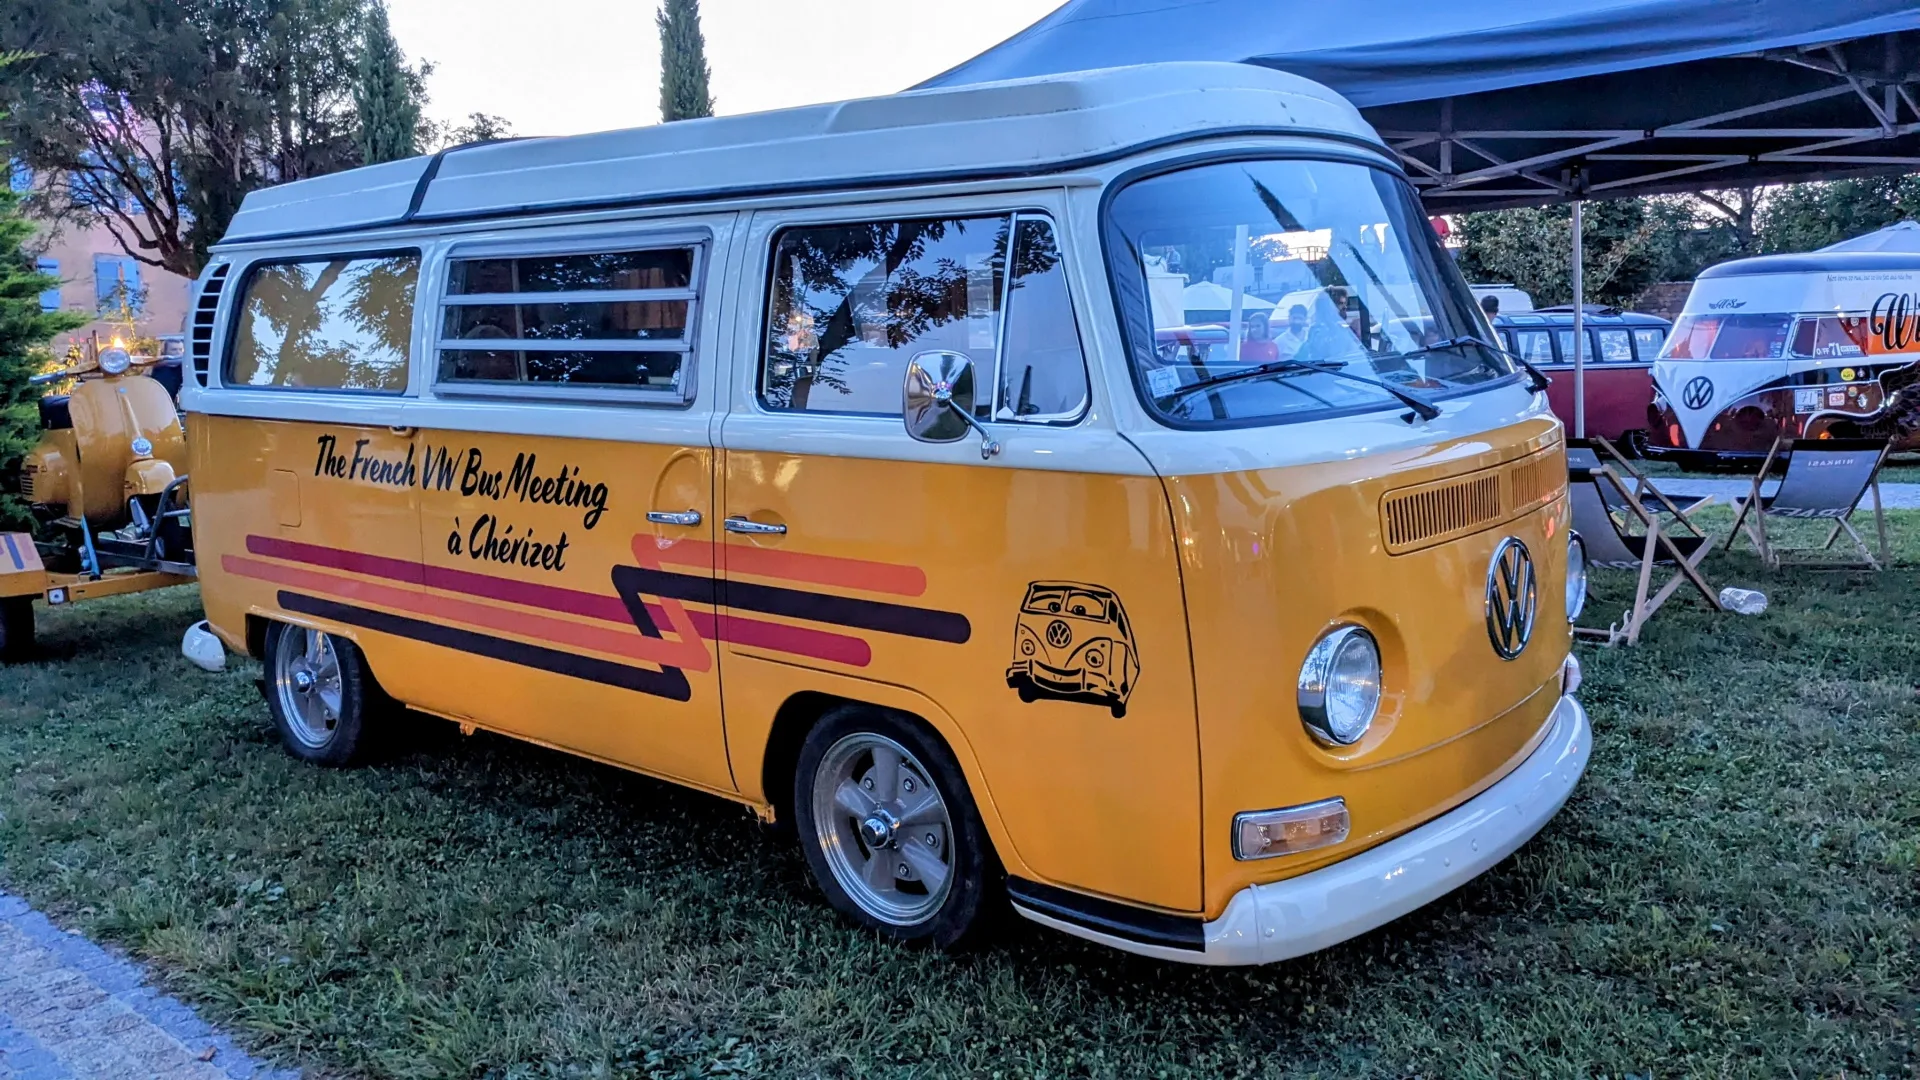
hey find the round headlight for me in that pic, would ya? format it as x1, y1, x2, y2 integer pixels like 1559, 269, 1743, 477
98, 347, 131, 375
1566, 533, 1589, 622
1297, 626, 1382, 746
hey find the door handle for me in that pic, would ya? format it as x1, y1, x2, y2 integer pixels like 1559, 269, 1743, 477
646, 509, 703, 527
724, 515, 787, 536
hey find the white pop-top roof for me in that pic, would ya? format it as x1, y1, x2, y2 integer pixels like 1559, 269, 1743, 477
219, 62, 1377, 246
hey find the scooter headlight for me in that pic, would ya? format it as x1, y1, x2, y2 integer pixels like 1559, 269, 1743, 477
98, 347, 131, 375
1566, 533, 1589, 622
1298, 626, 1381, 746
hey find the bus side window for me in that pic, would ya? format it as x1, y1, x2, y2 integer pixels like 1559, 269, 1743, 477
996, 215, 1089, 423
1595, 329, 1634, 362
1631, 327, 1665, 360
227, 253, 419, 391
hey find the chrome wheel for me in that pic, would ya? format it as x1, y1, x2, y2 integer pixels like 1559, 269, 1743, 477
274, 627, 345, 750
811, 732, 954, 926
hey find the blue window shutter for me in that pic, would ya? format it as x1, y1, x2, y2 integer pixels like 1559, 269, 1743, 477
125, 258, 143, 312
94, 253, 120, 311
8, 159, 30, 193
36, 258, 60, 312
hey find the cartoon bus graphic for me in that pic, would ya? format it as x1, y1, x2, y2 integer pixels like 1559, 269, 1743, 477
1006, 581, 1139, 718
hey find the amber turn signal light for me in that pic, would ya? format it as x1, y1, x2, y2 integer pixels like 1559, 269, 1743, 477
1232, 797, 1351, 860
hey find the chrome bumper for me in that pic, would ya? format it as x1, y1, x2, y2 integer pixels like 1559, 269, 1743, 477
1014, 690, 1591, 966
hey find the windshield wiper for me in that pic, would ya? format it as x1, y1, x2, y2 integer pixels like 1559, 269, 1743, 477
1161, 358, 1441, 421
1403, 334, 1552, 393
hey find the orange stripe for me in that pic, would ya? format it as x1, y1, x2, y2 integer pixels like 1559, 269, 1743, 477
645, 537, 927, 597
223, 555, 713, 673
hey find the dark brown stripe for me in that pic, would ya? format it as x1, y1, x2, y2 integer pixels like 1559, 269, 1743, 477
611, 567, 971, 644
278, 591, 692, 701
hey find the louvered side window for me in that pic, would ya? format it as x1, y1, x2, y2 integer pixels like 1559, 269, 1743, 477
189, 262, 232, 387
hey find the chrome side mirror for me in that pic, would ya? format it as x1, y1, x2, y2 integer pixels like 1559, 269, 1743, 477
903, 350, 1000, 459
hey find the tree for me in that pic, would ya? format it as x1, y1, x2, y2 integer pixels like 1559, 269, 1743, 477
0, 0, 374, 278
354, 1, 424, 165
437, 112, 514, 149
1454, 200, 1681, 309
1755, 174, 1920, 253
0, 52, 86, 528
657, 0, 713, 123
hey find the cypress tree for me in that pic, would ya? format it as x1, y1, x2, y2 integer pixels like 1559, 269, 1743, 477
354, 1, 421, 164
657, 0, 714, 123
0, 189, 87, 528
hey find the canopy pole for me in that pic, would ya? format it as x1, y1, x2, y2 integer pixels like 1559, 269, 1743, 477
1228, 223, 1249, 361
1571, 200, 1586, 439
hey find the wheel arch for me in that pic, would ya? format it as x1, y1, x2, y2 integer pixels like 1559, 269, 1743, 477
738, 680, 1031, 879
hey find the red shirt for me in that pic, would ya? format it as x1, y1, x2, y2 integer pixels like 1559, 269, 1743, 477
1240, 339, 1279, 363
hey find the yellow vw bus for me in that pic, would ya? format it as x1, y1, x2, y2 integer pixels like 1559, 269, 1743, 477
184, 62, 1588, 964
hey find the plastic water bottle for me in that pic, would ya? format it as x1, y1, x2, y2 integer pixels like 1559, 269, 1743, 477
1719, 587, 1768, 616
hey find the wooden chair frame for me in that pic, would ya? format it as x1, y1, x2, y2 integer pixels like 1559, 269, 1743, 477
1575, 465, 1724, 647
1588, 434, 1713, 536
1723, 437, 1892, 570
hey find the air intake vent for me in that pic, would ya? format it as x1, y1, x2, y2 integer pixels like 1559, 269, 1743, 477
189, 262, 231, 388
1382, 474, 1503, 553
1380, 445, 1567, 554
1507, 450, 1564, 513
19, 465, 36, 502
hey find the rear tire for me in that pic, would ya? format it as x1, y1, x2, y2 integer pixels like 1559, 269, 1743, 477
263, 622, 377, 766
792, 706, 999, 949
1622, 429, 1650, 458
0, 597, 33, 664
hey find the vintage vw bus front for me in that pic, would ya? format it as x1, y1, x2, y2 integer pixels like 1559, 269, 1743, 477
1006, 582, 1139, 718
1038, 150, 1592, 964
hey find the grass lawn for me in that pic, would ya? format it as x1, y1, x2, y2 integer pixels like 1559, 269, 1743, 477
2, 511, 1916, 1078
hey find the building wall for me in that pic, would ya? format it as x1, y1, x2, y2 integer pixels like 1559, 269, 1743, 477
31, 220, 193, 356
10, 164, 193, 356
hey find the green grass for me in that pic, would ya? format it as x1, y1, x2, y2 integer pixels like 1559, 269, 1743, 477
2, 514, 1917, 1078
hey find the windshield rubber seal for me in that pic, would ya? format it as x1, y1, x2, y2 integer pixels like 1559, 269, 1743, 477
1096, 148, 1522, 433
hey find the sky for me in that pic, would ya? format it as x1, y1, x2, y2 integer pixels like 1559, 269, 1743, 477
385, 0, 1067, 139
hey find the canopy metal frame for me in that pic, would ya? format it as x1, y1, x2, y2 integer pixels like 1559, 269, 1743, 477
1382, 35, 1920, 206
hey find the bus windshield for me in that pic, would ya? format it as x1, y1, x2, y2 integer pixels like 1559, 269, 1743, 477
1103, 157, 1516, 427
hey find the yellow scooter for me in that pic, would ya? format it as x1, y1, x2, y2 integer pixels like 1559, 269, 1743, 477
1, 346, 194, 661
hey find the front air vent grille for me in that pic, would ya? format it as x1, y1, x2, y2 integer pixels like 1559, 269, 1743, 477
189, 262, 231, 388
19, 465, 36, 502
1507, 450, 1564, 512
1380, 445, 1568, 554
1382, 475, 1503, 551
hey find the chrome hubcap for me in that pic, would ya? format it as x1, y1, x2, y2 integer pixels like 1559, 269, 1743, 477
812, 733, 953, 926
273, 628, 344, 750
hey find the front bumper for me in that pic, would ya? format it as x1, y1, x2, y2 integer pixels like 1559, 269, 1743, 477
1013, 690, 1591, 965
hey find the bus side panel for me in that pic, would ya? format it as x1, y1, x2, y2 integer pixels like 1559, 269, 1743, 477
189, 414, 440, 706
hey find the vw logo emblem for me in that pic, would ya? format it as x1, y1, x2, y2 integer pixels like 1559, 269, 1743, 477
1046, 619, 1073, 648
1682, 376, 1715, 411
1485, 538, 1538, 661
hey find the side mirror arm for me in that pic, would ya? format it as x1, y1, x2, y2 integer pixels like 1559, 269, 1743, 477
946, 403, 1001, 460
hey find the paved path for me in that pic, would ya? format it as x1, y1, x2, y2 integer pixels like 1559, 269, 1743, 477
0, 893, 295, 1080
1652, 478, 1920, 510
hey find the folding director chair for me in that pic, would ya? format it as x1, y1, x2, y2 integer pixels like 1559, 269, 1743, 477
1724, 437, 1892, 570
1566, 436, 1713, 528
1571, 464, 1723, 646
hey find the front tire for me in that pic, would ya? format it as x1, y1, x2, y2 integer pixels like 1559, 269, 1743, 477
0, 597, 33, 664
263, 622, 376, 766
792, 706, 998, 949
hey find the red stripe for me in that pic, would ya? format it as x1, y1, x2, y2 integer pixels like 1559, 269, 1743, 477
243, 534, 871, 667
225, 555, 712, 672
713, 613, 871, 666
